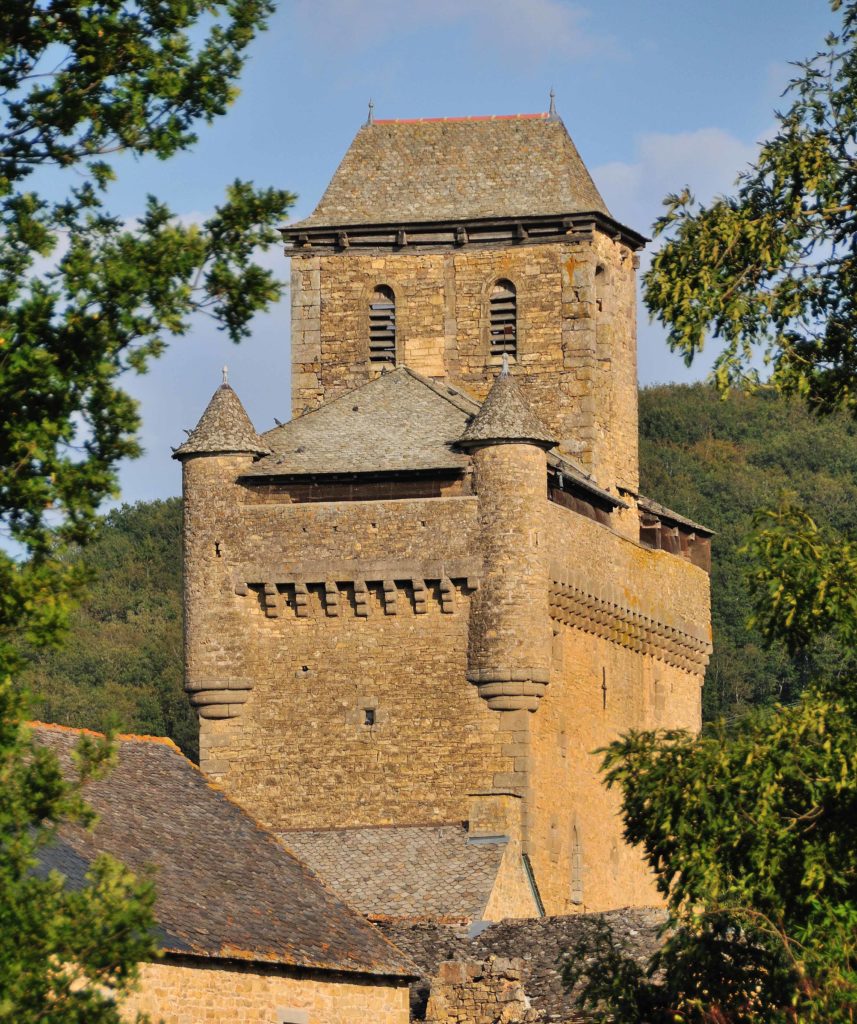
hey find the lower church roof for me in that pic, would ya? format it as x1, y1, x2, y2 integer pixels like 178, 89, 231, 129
278, 824, 507, 924
33, 724, 415, 978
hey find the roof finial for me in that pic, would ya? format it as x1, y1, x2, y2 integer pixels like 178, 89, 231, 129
367, 98, 375, 125
501, 352, 510, 377
549, 87, 557, 118
221, 365, 229, 386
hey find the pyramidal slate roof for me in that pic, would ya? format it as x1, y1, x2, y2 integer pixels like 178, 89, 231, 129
292, 114, 610, 229
173, 380, 270, 459
33, 724, 414, 978
458, 370, 557, 450
278, 825, 508, 924
246, 367, 479, 476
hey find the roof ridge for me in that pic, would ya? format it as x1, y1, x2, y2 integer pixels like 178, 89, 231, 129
29, 720, 181, 752
261, 366, 479, 444
279, 821, 466, 835
373, 113, 549, 124
261, 367, 410, 440
398, 365, 482, 415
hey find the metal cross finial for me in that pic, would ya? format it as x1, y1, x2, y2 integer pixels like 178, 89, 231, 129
501, 352, 510, 377
367, 98, 375, 125
549, 87, 557, 117
222, 365, 229, 386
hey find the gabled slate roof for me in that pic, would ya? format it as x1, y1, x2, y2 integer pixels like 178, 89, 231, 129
278, 825, 507, 923
458, 370, 557, 450
292, 114, 610, 229
173, 382, 270, 459
33, 724, 414, 978
246, 367, 478, 477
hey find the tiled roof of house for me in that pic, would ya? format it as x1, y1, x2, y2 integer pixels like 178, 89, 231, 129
246, 367, 477, 476
458, 369, 557, 449
278, 824, 507, 923
173, 381, 270, 459
292, 114, 610, 229
379, 907, 666, 1022
33, 724, 415, 978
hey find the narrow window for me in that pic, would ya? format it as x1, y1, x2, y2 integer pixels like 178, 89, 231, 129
369, 285, 396, 364
570, 826, 583, 905
489, 279, 517, 359
363, 708, 376, 726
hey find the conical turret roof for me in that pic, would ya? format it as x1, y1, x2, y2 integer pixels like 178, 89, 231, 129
458, 370, 557, 450
172, 375, 270, 459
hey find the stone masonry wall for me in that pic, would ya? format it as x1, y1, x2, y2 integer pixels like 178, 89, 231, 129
424, 958, 539, 1024
191, 490, 514, 830
290, 232, 638, 494
525, 501, 711, 913
123, 958, 410, 1024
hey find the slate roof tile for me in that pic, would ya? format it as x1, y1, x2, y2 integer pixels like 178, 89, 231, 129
173, 382, 270, 459
379, 908, 666, 1022
34, 725, 415, 978
278, 824, 507, 923
458, 370, 557, 449
292, 115, 610, 229
247, 367, 476, 476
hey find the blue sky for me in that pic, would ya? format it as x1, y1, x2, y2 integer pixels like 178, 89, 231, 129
98, 0, 835, 504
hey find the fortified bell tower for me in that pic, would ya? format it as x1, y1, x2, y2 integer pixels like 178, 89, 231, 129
284, 106, 645, 499
175, 104, 713, 924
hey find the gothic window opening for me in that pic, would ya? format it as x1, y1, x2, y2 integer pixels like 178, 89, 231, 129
489, 279, 517, 359
369, 285, 397, 364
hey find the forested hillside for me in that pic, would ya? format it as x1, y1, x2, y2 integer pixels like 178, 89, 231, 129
15, 500, 196, 760
15, 384, 857, 757
640, 384, 857, 718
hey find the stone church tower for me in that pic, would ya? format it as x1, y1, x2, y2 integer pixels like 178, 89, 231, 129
174, 109, 712, 923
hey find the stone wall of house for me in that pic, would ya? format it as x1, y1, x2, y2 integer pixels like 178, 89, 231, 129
290, 230, 638, 494
122, 958, 410, 1024
424, 958, 540, 1024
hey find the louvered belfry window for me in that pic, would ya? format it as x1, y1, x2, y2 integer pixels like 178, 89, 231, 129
369, 285, 397, 364
489, 279, 517, 358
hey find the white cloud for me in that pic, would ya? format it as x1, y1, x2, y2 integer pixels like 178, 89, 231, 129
594, 127, 761, 235
294, 0, 615, 61
591, 127, 764, 387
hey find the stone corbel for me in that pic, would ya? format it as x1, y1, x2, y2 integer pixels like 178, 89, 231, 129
186, 677, 253, 720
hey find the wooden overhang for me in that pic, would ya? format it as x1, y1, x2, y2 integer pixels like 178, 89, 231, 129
281, 211, 648, 256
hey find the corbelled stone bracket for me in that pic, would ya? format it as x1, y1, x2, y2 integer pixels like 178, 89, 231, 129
548, 571, 712, 674
467, 668, 550, 712
186, 677, 253, 720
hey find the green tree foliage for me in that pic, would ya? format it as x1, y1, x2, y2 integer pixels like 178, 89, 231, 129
0, 3, 293, 1013
566, 1, 857, 1018
15, 499, 194, 759
0, 0, 295, 678
0, 682, 158, 1021
644, 0, 857, 413
639, 383, 857, 719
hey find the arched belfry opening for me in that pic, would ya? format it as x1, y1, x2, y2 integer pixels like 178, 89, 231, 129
489, 279, 517, 361
369, 285, 397, 365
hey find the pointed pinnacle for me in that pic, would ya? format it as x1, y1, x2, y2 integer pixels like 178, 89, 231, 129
549, 87, 557, 117
222, 365, 229, 386
367, 98, 375, 125
501, 352, 510, 377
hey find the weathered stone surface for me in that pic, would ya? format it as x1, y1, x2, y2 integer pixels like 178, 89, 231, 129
379, 908, 666, 1023
179, 112, 711, 923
